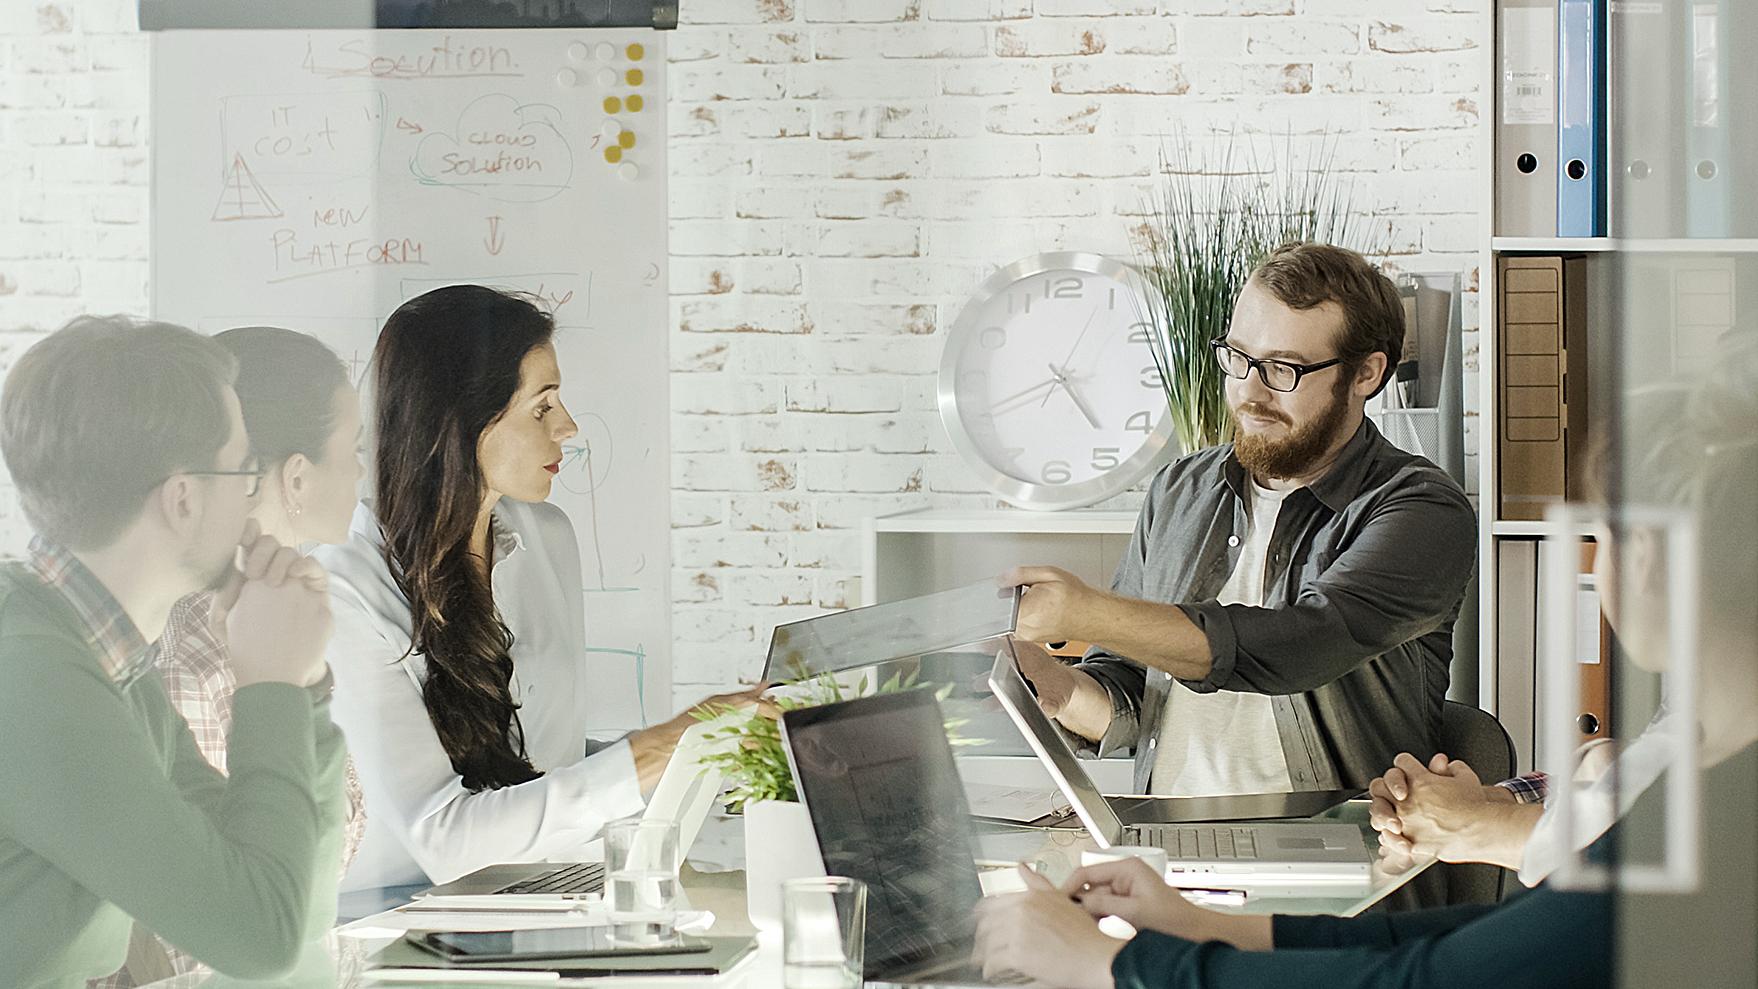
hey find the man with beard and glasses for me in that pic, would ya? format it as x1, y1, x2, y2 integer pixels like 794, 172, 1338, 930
1002, 242, 1476, 798
0, 316, 346, 988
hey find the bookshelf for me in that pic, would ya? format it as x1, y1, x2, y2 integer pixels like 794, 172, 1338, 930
1493, 237, 1758, 253
1482, 2, 1751, 771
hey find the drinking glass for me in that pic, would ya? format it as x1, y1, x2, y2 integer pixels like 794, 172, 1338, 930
606, 819, 680, 945
782, 876, 867, 989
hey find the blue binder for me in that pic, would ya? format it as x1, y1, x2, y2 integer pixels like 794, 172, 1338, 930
1557, 0, 1607, 237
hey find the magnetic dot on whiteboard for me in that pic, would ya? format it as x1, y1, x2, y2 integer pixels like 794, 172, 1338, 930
626, 94, 645, 112
618, 162, 640, 181
625, 68, 644, 86
603, 96, 622, 114
595, 68, 617, 87
567, 41, 590, 61
618, 130, 636, 149
554, 68, 579, 87
604, 146, 623, 164
600, 120, 623, 140
626, 43, 645, 62
594, 42, 616, 62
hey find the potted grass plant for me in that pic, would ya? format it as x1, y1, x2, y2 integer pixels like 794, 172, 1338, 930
1134, 132, 1378, 453
693, 668, 977, 935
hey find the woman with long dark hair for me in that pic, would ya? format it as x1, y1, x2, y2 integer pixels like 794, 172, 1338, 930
317, 285, 757, 890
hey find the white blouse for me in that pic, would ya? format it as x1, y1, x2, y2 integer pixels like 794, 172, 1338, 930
315, 499, 643, 891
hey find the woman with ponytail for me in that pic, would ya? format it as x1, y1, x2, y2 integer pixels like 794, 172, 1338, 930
318, 285, 758, 891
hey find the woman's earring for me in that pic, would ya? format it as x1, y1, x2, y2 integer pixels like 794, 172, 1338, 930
289, 504, 303, 519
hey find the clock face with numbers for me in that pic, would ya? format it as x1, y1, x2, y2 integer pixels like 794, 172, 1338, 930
938, 252, 1177, 511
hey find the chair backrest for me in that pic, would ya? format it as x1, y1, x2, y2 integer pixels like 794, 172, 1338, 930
1438, 700, 1519, 904
1440, 700, 1517, 782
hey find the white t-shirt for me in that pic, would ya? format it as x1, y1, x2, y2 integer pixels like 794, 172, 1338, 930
1149, 479, 1296, 796
316, 499, 644, 891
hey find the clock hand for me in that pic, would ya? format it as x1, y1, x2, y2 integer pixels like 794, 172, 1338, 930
993, 377, 1058, 414
1039, 309, 1099, 409
1046, 363, 1103, 429
1058, 306, 1102, 369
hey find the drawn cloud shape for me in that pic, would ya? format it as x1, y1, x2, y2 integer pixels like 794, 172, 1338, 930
411, 94, 573, 203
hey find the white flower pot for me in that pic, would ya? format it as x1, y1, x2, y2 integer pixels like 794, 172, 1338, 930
743, 799, 826, 934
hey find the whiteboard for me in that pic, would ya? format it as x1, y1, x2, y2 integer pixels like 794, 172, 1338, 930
150, 29, 669, 731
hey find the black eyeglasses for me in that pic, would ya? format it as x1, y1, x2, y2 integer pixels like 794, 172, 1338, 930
181, 455, 266, 498
1211, 337, 1346, 393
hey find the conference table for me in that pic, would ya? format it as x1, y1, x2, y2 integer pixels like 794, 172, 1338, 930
138, 800, 1432, 988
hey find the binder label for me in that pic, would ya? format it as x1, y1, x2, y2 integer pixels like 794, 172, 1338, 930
1502, 7, 1556, 125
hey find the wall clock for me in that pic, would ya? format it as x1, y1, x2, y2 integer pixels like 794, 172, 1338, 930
938, 252, 1177, 511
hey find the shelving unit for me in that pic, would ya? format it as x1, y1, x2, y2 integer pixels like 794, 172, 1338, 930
860, 508, 1137, 607
1481, 4, 1751, 771
1493, 237, 1758, 253
861, 508, 1140, 793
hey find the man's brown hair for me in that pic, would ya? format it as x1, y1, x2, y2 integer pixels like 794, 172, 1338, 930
1249, 241, 1405, 397
1, 315, 237, 551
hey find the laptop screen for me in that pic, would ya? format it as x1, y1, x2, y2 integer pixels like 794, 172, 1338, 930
781, 689, 983, 977
987, 640, 1126, 845
763, 581, 1019, 681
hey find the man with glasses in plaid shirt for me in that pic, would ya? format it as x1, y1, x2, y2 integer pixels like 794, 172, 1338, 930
1003, 242, 1477, 801
0, 316, 347, 988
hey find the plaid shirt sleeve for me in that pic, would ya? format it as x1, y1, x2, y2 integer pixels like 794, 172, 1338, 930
155, 595, 233, 772
1496, 771, 1551, 804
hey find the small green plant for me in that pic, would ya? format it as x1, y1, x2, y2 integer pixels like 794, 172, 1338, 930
1134, 131, 1379, 454
693, 668, 981, 812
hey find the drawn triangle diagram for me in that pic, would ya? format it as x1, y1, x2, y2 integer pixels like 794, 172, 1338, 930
211, 153, 282, 221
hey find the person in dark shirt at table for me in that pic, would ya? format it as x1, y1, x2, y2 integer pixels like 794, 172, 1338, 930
974, 335, 1758, 989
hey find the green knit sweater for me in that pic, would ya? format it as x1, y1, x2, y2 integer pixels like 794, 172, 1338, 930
0, 565, 346, 988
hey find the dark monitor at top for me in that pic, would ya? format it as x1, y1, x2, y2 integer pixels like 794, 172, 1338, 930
780, 689, 983, 978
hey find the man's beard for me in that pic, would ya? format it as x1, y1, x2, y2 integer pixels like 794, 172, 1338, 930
1232, 374, 1354, 480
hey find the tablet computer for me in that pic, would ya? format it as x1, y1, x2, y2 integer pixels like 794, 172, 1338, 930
408, 927, 712, 965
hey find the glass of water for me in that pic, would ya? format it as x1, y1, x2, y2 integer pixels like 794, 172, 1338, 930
606, 818, 681, 945
782, 876, 866, 989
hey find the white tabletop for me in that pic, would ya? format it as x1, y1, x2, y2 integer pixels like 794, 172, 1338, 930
139, 803, 1433, 988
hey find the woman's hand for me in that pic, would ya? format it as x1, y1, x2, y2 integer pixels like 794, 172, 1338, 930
1061, 859, 1272, 951
973, 865, 1124, 989
629, 685, 773, 795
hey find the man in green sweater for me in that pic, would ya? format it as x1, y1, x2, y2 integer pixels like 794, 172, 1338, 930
0, 316, 347, 988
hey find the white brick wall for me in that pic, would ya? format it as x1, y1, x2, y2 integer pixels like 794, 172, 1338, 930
665, 0, 1483, 705
0, 1, 146, 336
0, 2, 1486, 709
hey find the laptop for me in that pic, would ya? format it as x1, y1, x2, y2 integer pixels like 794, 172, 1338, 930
763, 582, 1020, 682
987, 642, 1372, 890
782, 689, 1025, 988
419, 720, 726, 900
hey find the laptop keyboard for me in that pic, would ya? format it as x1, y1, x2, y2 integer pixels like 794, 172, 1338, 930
1141, 826, 1260, 860
493, 862, 606, 896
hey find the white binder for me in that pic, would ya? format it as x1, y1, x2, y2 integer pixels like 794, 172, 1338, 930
1497, 0, 1560, 237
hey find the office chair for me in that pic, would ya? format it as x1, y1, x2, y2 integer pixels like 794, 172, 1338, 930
1437, 699, 1519, 904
